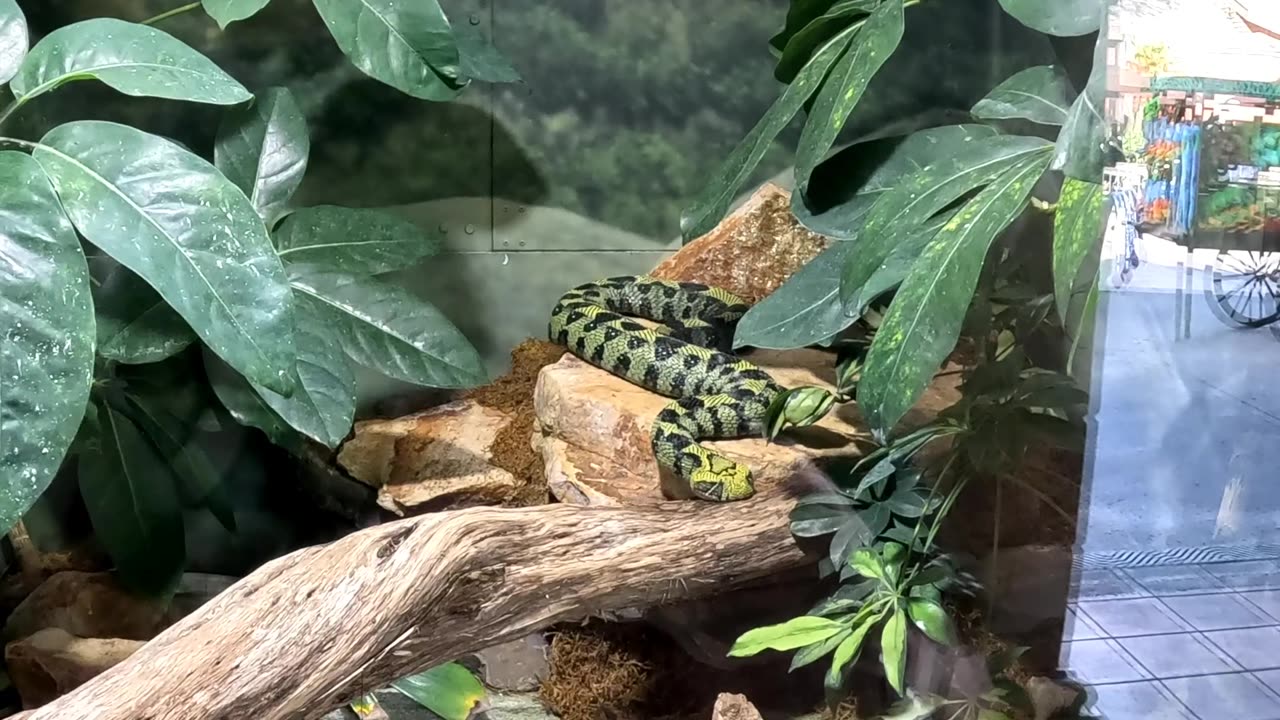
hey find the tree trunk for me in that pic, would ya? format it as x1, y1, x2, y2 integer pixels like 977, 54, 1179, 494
14, 493, 810, 719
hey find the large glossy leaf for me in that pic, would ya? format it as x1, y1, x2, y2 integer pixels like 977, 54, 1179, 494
881, 609, 908, 695
858, 148, 1052, 436
453, 24, 520, 84
734, 242, 854, 350
838, 135, 1053, 310
10, 18, 251, 105
392, 663, 486, 720
203, 347, 297, 448
794, 0, 904, 185
203, 0, 272, 28
681, 25, 856, 241
907, 598, 955, 645
215, 87, 310, 228
0, 151, 94, 536
971, 65, 1074, 126
249, 299, 354, 449
771, 0, 837, 53
1053, 178, 1106, 322
0, 0, 27, 85
826, 611, 879, 687
312, 0, 463, 101
796, 123, 998, 239
288, 267, 486, 388
997, 0, 1103, 36
729, 616, 844, 656
78, 399, 185, 595
1053, 22, 1108, 182
34, 121, 298, 395
95, 263, 195, 364
774, 0, 876, 84
274, 206, 439, 275
845, 210, 958, 317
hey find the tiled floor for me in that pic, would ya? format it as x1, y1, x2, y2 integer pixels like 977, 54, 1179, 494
1064, 560, 1280, 719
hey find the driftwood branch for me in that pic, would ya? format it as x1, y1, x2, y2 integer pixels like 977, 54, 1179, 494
16, 491, 810, 719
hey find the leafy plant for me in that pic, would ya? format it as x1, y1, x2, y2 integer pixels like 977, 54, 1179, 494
0, 1, 518, 591
350, 661, 487, 720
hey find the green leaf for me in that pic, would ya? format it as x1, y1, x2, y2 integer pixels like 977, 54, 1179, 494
729, 616, 845, 657
312, 0, 464, 101
248, 298, 355, 449
78, 399, 185, 595
453, 24, 521, 84
0, 151, 94, 536
119, 393, 236, 533
35, 121, 298, 395
846, 210, 959, 317
11, 18, 251, 105
288, 267, 486, 388
876, 691, 945, 720
203, 347, 297, 448
392, 662, 486, 720
829, 515, 874, 569
848, 548, 886, 581
215, 87, 310, 228
826, 610, 881, 688
997, 0, 1103, 36
881, 609, 908, 695
202, 0, 272, 28
796, 124, 998, 239
0, 0, 28, 85
1067, 281, 1098, 379
907, 598, 955, 645
790, 628, 851, 671
794, 0, 904, 185
791, 502, 850, 538
857, 148, 1053, 435
681, 25, 856, 241
839, 135, 1053, 309
1053, 24, 1109, 182
734, 242, 857, 350
972, 65, 1074, 126
274, 206, 439, 275
94, 263, 195, 364
774, 0, 875, 84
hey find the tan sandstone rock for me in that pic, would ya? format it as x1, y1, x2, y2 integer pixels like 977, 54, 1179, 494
534, 348, 962, 506
2, 572, 167, 645
650, 183, 830, 304
337, 400, 520, 514
711, 693, 764, 720
6, 628, 144, 709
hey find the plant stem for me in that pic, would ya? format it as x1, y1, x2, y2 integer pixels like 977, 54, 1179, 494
0, 135, 39, 151
142, 2, 202, 26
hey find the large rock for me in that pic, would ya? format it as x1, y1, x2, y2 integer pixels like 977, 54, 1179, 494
2, 572, 167, 645
468, 634, 550, 692
650, 183, 829, 304
337, 400, 520, 514
534, 348, 961, 505
6, 628, 144, 709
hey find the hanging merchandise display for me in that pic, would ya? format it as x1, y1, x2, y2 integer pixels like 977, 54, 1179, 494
1140, 113, 1200, 236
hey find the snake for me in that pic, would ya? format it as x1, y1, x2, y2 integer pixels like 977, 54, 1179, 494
548, 275, 785, 502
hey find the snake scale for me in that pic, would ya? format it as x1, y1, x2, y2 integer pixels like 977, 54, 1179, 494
549, 275, 785, 502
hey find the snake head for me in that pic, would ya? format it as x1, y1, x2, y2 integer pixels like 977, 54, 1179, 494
764, 386, 836, 442
689, 453, 755, 502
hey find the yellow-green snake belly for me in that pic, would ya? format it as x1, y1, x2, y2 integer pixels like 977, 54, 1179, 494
548, 275, 784, 501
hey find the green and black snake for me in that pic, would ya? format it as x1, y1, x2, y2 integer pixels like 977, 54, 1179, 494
549, 275, 784, 502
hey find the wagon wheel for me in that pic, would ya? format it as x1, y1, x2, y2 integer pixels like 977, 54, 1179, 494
1205, 251, 1280, 328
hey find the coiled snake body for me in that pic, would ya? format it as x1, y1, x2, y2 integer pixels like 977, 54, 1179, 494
549, 275, 783, 501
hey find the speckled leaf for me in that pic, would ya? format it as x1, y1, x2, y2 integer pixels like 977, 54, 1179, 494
392, 663, 486, 720
202, 0, 272, 28
1053, 177, 1106, 321
774, 0, 876, 84
0, 0, 28, 85
34, 121, 298, 395
795, 124, 997, 239
248, 298, 354, 449
771, 0, 838, 53
0, 151, 94, 536
203, 347, 297, 448
312, 0, 463, 101
881, 609, 908, 694
453, 24, 520, 84
274, 206, 439, 275
95, 264, 195, 364
845, 210, 957, 317
215, 87, 309, 228
78, 399, 185, 595
681, 24, 856, 241
794, 0, 903, 185
288, 267, 486, 388
734, 242, 855, 350
972, 65, 1074, 126
1053, 24, 1108, 181
859, 148, 1052, 436
10, 18, 251, 105
997, 0, 1102, 36
729, 616, 845, 656
838, 135, 1053, 311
